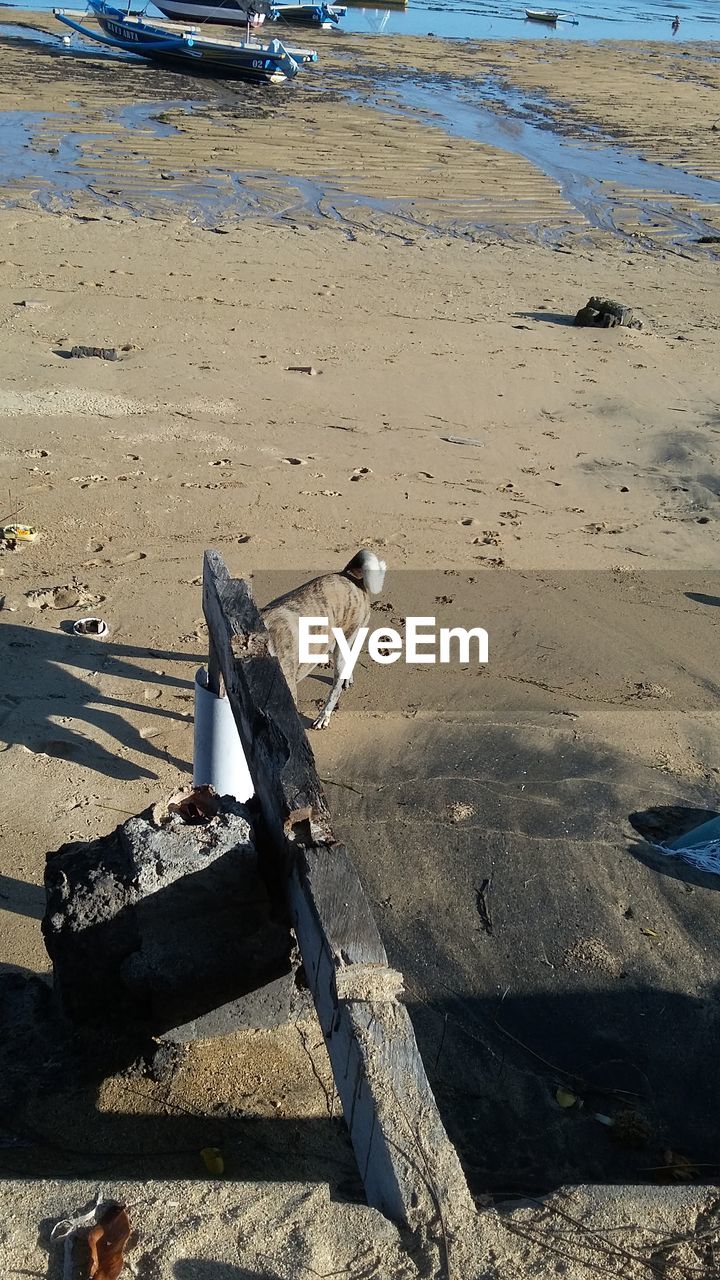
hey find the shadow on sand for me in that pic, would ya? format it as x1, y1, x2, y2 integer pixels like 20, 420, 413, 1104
0, 622, 200, 780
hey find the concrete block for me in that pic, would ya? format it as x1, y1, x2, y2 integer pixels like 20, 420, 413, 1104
43, 790, 293, 1036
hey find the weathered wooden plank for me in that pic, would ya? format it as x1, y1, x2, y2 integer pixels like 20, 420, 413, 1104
290, 847, 475, 1241
302, 842, 388, 967
200, 549, 475, 1243
202, 549, 332, 855
206, 634, 224, 698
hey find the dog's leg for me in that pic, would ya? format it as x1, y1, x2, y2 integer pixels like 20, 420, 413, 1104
337, 638, 353, 691
312, 672, 345, 729
311, 636, 356, 730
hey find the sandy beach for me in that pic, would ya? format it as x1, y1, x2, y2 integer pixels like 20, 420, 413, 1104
1, 13, 720, 1277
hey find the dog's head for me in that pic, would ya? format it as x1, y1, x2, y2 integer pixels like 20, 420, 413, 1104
343, 549, 387, 595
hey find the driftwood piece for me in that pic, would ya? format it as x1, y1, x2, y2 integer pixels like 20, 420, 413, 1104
201, 550, 475, 1239
202, 550, 332, 866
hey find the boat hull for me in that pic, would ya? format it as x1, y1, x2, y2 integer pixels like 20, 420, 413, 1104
155, 0, 344, 25
152, 0, 259, 24
273, 4, 346, 26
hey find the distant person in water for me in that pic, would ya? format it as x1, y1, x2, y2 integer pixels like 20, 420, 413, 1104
671, 14, 680, 33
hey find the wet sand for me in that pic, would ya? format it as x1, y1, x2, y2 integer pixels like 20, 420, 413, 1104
1, 15, 720, 1276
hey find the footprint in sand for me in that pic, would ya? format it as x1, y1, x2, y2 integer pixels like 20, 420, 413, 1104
70, 475, 108, 487
113, 550, 147, 565
283, 458, 307, 466
460, 518, 480, 527
350, 467, 372, 482
26, 585, 81, 610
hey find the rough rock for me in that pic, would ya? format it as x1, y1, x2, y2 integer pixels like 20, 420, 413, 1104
574, 296, 643, 328
43, 792, 294, 1036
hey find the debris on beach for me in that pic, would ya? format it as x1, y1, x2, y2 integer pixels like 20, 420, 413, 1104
200, 1146, 225, 1176
50, 1192, 130, 1280
87, 1204, 131, 1280
73, 616, 109, 638
2, 524, 37, 547
555, 1087, 578, 1108
287, 365, 320, 375
574, 297, 643, 329
442, 434, 485, 447
69, 345, 119, 361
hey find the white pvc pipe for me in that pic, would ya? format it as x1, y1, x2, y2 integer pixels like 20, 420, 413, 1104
192, 668, 254, 802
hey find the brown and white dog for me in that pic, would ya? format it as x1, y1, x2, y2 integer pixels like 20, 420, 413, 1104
261, 549, 386, 729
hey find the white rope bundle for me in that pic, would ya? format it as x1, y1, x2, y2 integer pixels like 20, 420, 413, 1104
656, 839, 720, 875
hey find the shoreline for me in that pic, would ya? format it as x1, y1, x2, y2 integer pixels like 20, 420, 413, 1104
4, 0, 720, 42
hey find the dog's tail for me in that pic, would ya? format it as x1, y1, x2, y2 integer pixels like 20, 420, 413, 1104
344, 548, 386, 595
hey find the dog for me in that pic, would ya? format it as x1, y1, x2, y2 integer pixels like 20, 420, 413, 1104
261, 549, 386, 729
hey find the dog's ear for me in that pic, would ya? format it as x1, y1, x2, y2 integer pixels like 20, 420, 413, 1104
344, 549, 386, 594
343, 551, 367, 582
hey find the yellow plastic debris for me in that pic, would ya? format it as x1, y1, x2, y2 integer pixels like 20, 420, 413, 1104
200, 1146, 224, 1176
2, 524, 37, 542
555, 1088, 578, 1109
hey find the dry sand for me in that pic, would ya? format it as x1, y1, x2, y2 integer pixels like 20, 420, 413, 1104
1, 16, 720, 1278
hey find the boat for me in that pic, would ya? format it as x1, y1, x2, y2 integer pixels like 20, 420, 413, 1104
152, 0, 269, 23
154, 0, 345, 25
524, 7, 578, 22
342, 0, 407, 7
272, 2, 346, 27
53, 0, 318, 81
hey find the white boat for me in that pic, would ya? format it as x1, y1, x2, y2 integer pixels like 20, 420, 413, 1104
153, 0, 267, 23
155, 0, 345, 24
525, 8, 578, 22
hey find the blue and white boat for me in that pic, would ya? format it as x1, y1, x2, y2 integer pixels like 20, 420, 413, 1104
53, 0, 318, 81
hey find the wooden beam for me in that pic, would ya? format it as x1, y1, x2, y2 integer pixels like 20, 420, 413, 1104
201, 550, 475, 1243
291, 841, 475, 1238
202, 549, 333, 860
